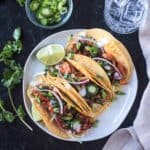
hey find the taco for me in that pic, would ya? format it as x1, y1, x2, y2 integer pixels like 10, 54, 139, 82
27, 75, 96, 138
48, 57, 112, 93
46, 72, 112, 117
66, 28, 133, 89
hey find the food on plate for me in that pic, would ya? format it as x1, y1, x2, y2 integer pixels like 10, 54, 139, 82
48, 54, 112, 93
30, 0, 68, 26
66, 28, 133, 91
26, 28, 133, 139
36, 44, 65, 65
66, 54, 112, 93
45, 72, 112, 117
31, 103, 42, 122
27, 75, 96, 138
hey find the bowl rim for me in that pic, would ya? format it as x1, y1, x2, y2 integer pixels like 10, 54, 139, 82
25, 0, 73, 29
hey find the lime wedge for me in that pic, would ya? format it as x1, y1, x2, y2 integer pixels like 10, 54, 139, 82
36, 44, 65, 65
32, 104, 42, 122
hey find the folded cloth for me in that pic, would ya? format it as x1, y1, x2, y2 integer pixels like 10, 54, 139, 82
134, 82, 150, 150
103, 83, 150, 150
103, 0, 150, 149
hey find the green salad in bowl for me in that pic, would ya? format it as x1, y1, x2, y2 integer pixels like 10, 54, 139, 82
25, 0, 73, 29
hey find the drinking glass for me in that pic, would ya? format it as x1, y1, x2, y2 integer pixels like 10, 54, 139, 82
104, 0, 148, 34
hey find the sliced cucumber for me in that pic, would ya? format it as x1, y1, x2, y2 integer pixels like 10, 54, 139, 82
40, 18, 49, 25
29, 0, 68, 26
36, 11, 44, 20
40, 7, 53, 17
86, 84, 99, 96
30, 1, 40, 11
60, 7, 68, 15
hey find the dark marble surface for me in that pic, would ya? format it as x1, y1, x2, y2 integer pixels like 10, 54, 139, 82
0, 0, 148, 150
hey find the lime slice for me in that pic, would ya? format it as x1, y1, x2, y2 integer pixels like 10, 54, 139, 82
36, 44, 65, 65
32, 104, 42, 122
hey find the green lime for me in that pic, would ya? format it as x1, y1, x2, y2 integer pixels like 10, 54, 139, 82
32, 104, 42, 122
36, 44, 65, 65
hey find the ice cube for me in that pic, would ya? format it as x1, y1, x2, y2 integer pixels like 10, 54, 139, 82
121, 2, 137, 24
109, 2, 121, 20
114, 0, 128, 6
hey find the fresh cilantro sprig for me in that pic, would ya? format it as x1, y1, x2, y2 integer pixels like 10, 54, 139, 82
2, 60, 23, 89
0, 27, 32, 131
0, 99, 15, 123
0, 27, 22, 62
8, 89, 32, 131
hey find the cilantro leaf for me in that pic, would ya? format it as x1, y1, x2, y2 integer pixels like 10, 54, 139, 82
44, 65, 49, 73
0, 41, 14, 61
1, 62, 23, 88
51, 68, 59, 77
0, 113, 4, 122
0, 100, 4, 108
17, 105, 26, 119
3, 111, 15, 123
115, 91, 126, 95
66, 52, 75, 59
0, 99, 15, 123
0, 34, 22, 61
85, 45, 99, 57
101, 90, 107, 99
12, 40, 22, 54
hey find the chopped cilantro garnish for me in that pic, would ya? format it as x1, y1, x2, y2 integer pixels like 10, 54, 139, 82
66, 52, 75, 59
76, 42, 82, 50
85, 45, 98, 57
51, 68, 59, 77
97, 99, 104, 105
93, 120, 99, 128
115, 91, 126, 95
101, 90, 107, 99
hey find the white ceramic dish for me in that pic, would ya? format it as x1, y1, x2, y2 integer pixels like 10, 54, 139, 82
23, 29, 138, 142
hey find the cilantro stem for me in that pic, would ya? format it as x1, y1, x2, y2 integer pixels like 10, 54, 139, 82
8, 88, 33, 131
0, 105, 5, 112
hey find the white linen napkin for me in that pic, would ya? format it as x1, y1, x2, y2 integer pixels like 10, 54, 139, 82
103, 0, 150, 149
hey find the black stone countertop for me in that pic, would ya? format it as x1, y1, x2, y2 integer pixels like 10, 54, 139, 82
0, 0, 148, 150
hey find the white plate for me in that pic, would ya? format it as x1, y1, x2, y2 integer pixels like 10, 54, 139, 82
23, 29, 138, 142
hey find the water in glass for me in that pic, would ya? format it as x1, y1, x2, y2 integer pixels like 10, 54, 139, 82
104, 0, 147, 34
